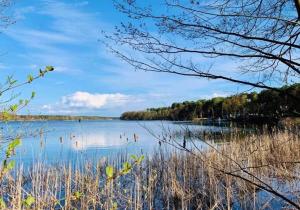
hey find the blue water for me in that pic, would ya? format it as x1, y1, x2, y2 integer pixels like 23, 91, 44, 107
0, 120, 226, 166
1, 120, 294, 209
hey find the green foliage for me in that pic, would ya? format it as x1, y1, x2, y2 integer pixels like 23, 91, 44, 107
0, 197, 6, 209
0, 67, 54, 183
0, 138, 21, 178
121, 162, 132, 175
45, 66, 54, 71
27, 74, 34, 83
1, 110, 11, 121
22, 195, 35, 208
9, 104, 18, 112
106, 165, 114, 179
105, 155, 145, 183
6, 138, 21, 158
7, 76, 17, 86
31, 91, 36, 99
39, 66, 54, 77
131, 154, 144, 165
121, 83, 300, 121
130, 154, 137, 160
72, 191, 83, 200
110, 202, 118, 210
5, 160, 15, 171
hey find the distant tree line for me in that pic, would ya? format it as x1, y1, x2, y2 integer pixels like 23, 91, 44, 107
0, 115, 116, 121
121, 83, 300, 121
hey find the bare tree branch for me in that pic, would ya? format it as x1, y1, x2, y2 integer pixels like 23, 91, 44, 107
107, 0, 300, 94
294, 0, 300, 20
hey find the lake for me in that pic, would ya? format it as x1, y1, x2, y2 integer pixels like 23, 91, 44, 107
1, 120, 297, 209
0, 120, 229, 166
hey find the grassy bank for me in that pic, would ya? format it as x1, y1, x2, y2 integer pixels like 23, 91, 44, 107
0, 128, 300, 209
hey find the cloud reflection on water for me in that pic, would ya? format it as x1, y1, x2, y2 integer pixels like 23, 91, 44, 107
70, 132, 128, 151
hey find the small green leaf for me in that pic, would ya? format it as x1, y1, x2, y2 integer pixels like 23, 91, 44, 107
9, 104, 18, 112
27, 75, 34, 83
6, 138, 21, 158
132, 155, 144, 165
111, 202, 118, 210
45, 66, 54, 71
7, 76, 17, 85
10, 79, 17, 85
137, 155, 145, 164
130, 155, 137, 160
39, 69, 45, 77
23, 195, 35, 208
2, 160, 16, 174
2, 110, 11, 121
121, 162, 132, 175
73, 191, 83, 200
9, 138, 21, 149
31, 91, 36, 99
0, 197, 6, 209
106, 165, 114, 179
6, 160, 15, 170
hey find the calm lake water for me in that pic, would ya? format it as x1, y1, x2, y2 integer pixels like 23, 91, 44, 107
0, 120, 229, 166
0, 120, 292, 209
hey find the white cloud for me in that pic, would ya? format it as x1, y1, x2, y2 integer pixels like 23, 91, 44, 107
62, 92, 130, 109
40, 91, 179, 115
42, 92, 133, 114
212, 92, 229, 98
54, 66, 82, 74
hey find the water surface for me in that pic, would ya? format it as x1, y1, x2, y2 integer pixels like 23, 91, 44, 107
0, 120, 228, 166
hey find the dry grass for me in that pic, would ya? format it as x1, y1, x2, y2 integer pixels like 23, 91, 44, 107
0, 129, 300, 209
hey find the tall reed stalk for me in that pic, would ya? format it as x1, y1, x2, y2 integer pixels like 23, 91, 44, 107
0, 129, 299, 209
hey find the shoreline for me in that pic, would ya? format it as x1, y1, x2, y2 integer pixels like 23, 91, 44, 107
0, 115, 119, 122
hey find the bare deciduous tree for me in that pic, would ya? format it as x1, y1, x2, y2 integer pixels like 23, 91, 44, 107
107, 0, 300, 93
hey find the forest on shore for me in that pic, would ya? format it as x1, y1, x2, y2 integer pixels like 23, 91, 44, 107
121, 83, 300, 121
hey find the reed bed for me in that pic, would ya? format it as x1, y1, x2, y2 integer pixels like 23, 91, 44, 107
1, 129, 300, 209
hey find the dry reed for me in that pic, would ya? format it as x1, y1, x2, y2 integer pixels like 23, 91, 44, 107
0, 129, 299, 209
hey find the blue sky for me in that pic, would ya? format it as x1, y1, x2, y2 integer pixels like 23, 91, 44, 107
0, 0, 244, 116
